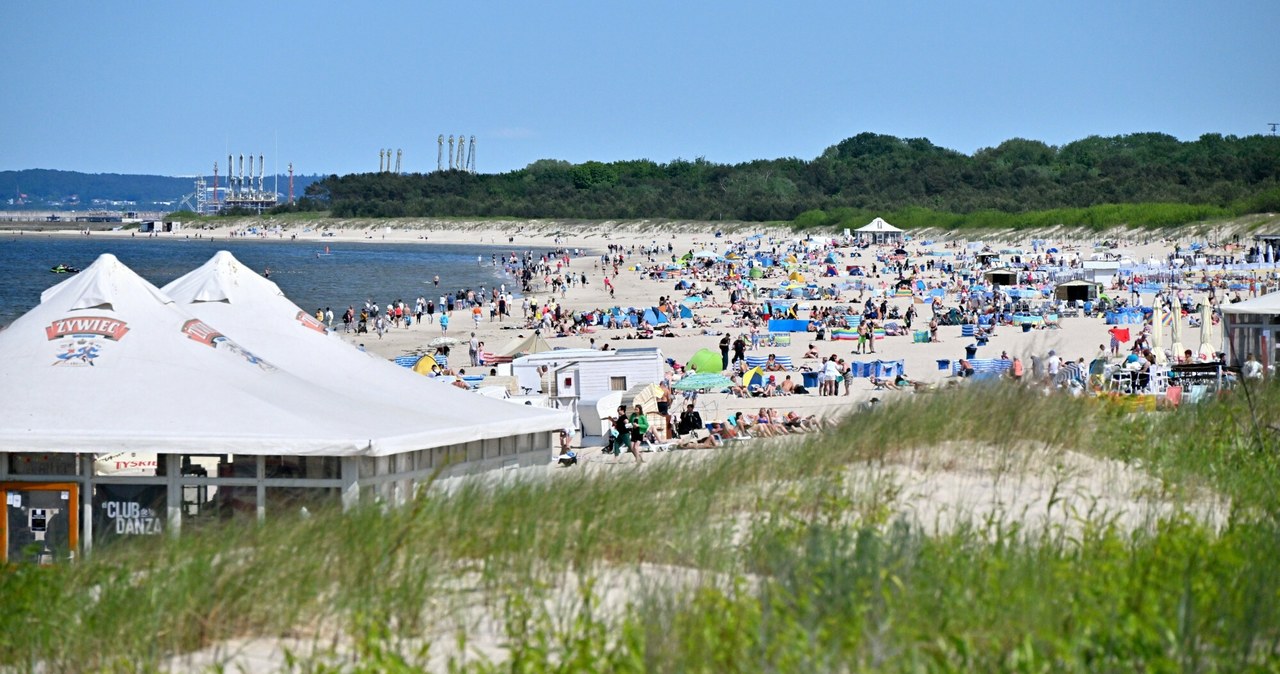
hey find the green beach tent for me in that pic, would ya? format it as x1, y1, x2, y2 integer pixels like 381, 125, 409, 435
688, 348, 723, 373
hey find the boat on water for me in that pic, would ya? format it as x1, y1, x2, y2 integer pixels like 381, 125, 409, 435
49, 264, 80, 274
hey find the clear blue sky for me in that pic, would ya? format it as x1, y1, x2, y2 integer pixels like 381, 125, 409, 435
2, 0, 1277, 177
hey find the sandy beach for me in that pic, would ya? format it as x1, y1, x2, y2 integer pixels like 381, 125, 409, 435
8, 217, 1271, 672
18, 216, 1276, 450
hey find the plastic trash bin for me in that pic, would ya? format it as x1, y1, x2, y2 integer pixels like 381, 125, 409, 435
1022, 323, 1032, 333
965, 344, 978, 359
801, 371, 820, 389
936, 359, 950, 371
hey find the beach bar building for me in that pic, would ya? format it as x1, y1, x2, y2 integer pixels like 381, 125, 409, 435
1220, 290, 1280, 375
854, 217, 905, 246
0, 254, 570, 564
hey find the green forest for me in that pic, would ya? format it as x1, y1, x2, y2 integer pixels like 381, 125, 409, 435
292, 132, 1280, 230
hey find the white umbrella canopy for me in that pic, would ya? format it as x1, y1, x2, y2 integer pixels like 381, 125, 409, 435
1150, 305, 1166, 364
1170, 304, 1184, 363
1198, 301, 1216, 361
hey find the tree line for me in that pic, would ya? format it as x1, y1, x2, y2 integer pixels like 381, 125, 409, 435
286, 132, 1280, 229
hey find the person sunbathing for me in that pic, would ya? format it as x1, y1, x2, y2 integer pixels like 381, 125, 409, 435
779, 374, 807, 395
753, 408, 782, 437
782, 411, 809, 432
762, 376, 781, 396
709, 421, 739, 440
767, 408, 794, 433
729, 412, 754, 438
676, 430, 722, 449
803, 343, 822, 359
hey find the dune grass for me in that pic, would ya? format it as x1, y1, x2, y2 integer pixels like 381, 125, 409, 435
2, 384, 1279, 671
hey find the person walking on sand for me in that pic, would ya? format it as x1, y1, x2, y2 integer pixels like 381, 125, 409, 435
610, 405, 633, 462
627, 405, 648, 464
439, 312, 450, 336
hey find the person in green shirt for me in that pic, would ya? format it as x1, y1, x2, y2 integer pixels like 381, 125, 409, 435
627, 405, 649, 465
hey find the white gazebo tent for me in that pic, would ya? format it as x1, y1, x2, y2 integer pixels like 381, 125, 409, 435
855, 217, 905, 246
0, 254, 567, 563
1220, 290, 1280, 375
162, 251, 569, 446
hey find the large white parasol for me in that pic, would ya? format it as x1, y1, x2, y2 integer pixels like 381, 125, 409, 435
1198, 301, 1216, 361
1150, 304, 1166, 364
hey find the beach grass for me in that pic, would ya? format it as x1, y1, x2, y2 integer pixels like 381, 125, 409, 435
2, 383, 1279, 671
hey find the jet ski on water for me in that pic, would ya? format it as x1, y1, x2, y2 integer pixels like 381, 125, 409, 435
50, 264, 80, 274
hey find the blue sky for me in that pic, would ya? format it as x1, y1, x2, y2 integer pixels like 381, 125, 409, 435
2, 0, 1277, 177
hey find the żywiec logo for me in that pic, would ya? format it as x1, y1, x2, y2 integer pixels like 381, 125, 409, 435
296, 311, 328, 334
45, 317, 130, 341
181, 318, 223, 346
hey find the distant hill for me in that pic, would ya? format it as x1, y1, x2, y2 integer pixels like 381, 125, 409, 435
0, 169, 323, 211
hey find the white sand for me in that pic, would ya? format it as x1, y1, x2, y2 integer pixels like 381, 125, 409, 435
22, 217, 1276, 428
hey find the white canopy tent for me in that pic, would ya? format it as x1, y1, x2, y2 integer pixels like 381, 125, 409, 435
162, 251, 570, 447
0, 254, 427, 457
0, 254, 566, 561
1220, 291, 1280, 373
1218, 291, 1280, 317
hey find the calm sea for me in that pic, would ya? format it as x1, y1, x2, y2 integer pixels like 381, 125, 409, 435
0, 235, 521, 328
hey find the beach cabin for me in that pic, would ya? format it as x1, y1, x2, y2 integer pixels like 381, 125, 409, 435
513, 348, 665, 434
1080, 260, 1121, 285
855, 217, 904, 246
1221, 291, 1280, 375
1054, 279, 1100, 304
0, 254, 570, 564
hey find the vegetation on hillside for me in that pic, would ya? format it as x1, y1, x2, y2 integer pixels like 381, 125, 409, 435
296, 132, 1280, 229
2, 384, 1279, 671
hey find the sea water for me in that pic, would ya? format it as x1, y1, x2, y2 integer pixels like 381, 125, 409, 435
0, 235, 522, 328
